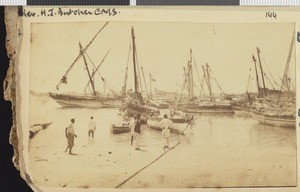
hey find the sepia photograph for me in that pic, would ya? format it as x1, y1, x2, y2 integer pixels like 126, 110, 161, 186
27, 20, 296, 189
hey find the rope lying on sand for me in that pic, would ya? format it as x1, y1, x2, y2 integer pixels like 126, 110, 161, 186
115, 116, 194, 188
115, 142, 180, 188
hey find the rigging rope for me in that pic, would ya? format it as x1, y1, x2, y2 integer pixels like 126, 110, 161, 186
246, 65, 252, 92
134, 39, 144, 93
56, 21, 109, 89
261, 55, 280, 89
85, 51, 117, 96
193, 57, 205, 97
208, 67, 225, 95
263, 72, 276, 90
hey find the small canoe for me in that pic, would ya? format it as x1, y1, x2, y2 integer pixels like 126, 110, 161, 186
29, 122, 53, 139
111, 122, 130, 134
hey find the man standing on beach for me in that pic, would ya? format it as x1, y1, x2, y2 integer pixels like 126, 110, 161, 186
65, 118, 77, 155
134, 114, 142, 150
158, 114, 174, 149
130, 114, 137, 146
88, 116, 96, 139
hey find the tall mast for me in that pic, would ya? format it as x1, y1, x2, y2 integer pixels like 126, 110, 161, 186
172, 68, 188, 116
189, 49, 194, 98
202, 65, 212, 100
56, 21, 109, 90
280, 31, 295, 96
131, 27, 139, 93
205, 63, 214, 101
122, 65, 129, 95
257, 47, 266, 97
79, 42, 96, 96
193, 57, 204, 97
84, 49, 111, 91
252, 54, 261, 97
149, 73, 153, 99
141, 66, 149, 99
122, 43, 131, 95
183, 65, 190, 97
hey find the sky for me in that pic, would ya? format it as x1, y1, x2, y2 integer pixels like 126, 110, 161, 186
29, 21, 295, 95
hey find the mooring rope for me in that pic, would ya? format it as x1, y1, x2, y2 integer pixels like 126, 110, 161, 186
115, 116, 194, 188
115, 142, 180, 188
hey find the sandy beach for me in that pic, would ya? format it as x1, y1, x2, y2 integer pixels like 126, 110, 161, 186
28, 98, 297, 189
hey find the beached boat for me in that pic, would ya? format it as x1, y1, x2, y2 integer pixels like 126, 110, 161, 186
147, 112, 194, 134
176, 49, 234, 115
178, 101, 234, 115
29, 122, 52, 139
49, 22, 123, 108
147, 118, 189, 134
49, 92, 122, 108
111, 122, 130, 134
250, 32, 296, 128
252, 110, 295, 128
119, 27, 160, 119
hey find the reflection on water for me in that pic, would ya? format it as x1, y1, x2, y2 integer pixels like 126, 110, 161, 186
29, 96, 296, 153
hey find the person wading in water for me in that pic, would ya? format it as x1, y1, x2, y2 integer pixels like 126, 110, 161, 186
88, 116, 96, 143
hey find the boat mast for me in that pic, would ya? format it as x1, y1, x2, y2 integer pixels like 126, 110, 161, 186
79, 42, 96, 96
252, 54, 261, 97
149, 73, 153, 99
188, 49, 194, 98
193, 57, 204, 97
172, 68, 188, 116
84, 49, 111, 91
131, 27, 145, 105
141, 66, 150, 99
205, 63, 214, 101
256, 47, 266, 97
280, 31, 295, 97
131, 27, 139, 93
122, 43, 131, 95
56, 21, 109, 90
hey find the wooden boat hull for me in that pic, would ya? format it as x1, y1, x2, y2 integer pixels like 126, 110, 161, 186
110, 123, 130, 134
49, 92, 122, 108
252, 111, 295, 128
147, 118, 189, 134
29, 122, 52, 139
177, 101, 234, 115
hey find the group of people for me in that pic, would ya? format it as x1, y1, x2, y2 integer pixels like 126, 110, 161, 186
130, 113, 174, 150
64, 113, 175, 154
64, 116, 96, 155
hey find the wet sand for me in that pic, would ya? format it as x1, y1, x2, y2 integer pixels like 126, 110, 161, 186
29, 123, 296, 189
29, 98, 296, 189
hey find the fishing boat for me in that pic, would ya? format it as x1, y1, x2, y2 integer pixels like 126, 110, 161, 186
177, 49, 234, 115
147, 114, 193, 134
49, 22, 123, 108
49, 92, 122, 108
252, 110, 295, 128
251, 32, 296, 128
251, 97, 295, 128
29, 122, 52, 139
119, 27, 160, 119
110, 122, 130, 134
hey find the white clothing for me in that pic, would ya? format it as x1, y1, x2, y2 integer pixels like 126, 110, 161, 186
135, 132, 141, 148
158, 118, 174, 138
162, 135, 170, 147
129, 118, 136, 135
88, 120, 96, 131
67, 123, 75, 134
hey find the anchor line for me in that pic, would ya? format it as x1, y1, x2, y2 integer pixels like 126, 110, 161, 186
115, 142, 180, 188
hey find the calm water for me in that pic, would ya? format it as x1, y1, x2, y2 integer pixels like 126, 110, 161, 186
28, 95, 297, 188
29, 95, 296, 151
